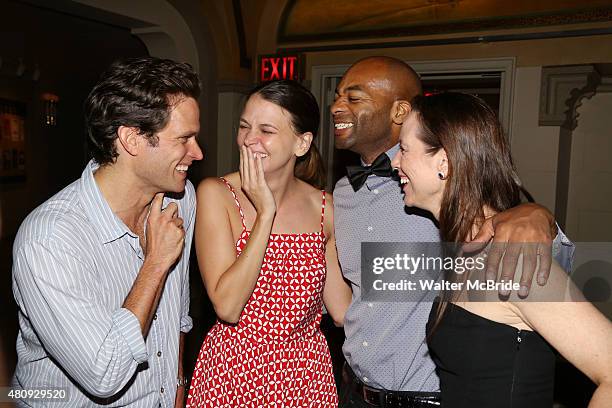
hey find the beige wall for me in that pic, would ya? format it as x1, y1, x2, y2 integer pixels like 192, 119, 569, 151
567, 93, 612, 241
510, 67, 560, 213
297, 31, 612, 75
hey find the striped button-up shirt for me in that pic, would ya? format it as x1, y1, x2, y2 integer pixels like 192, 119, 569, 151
334, 144, 574, 392
12, 160, 194, 407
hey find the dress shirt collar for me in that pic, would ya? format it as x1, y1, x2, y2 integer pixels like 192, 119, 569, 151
360, 143, 400, 166
79, 160, 137, 244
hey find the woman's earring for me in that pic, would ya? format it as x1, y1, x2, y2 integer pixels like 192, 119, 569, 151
438, 172, 446, 180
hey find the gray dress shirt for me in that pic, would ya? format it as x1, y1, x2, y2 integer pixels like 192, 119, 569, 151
333, 144, 574, 392
12, 160, 194, 407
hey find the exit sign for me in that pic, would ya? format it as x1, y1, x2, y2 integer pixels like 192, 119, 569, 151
258, 54, 302, 83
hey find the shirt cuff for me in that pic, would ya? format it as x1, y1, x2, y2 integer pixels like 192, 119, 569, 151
112, 308, 148, 364
552, 224, 575, 273
180, 315, 193, 333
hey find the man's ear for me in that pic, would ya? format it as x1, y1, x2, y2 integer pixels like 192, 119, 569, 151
116, 126, 141, 156
391, 100, 411, 125
295, 132, 314, 157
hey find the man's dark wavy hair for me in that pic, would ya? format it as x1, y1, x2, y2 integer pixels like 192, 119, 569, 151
84, 56, 200, 165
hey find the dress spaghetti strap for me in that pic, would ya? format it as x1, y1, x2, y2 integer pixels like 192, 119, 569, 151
219, 177, 246, 231
320, 190, 326, 233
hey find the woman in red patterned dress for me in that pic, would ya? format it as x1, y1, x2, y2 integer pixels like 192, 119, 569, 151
187, 80, 352, 407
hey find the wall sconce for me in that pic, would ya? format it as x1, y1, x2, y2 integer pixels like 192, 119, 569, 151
41, 93, 59, 127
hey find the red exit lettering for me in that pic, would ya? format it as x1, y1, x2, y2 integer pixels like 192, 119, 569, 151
260, 56, 299, 82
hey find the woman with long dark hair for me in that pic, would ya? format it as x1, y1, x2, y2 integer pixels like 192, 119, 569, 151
391, 92, 612, 407
186, 80, 351, 406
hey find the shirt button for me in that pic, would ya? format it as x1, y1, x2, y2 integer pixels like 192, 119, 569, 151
367, 226, 373, 231
368, 303, 373, 308
160, 387, 164, 393
157, 351, 162, 357
362, 341, 368, 347
363, 377, 369, 383
153, 314, 157, 320
373, 189, 379, 194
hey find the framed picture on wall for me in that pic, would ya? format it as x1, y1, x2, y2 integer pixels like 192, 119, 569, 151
0, 98, 26, 182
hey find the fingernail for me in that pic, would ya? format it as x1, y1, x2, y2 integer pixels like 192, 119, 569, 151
519, 285, 529, 297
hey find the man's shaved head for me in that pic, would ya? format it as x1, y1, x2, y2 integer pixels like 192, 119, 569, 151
348, 56, 422, 101
332, 56, 422, 162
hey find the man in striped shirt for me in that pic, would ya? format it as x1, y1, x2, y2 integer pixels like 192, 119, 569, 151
12, 57, 203, 407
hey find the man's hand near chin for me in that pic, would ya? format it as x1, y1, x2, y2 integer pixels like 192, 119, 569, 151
462, 203, 557, 297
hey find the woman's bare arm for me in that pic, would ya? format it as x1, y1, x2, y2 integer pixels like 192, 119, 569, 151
195, 148, 276, 323
510, 264, 612, 408
322, 194, 352, 326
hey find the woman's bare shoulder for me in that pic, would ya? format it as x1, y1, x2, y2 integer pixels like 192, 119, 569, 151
221, 172, 240, 187
197, 173, 239, 195
294, 178, 326, 203
196, 177, 224, 196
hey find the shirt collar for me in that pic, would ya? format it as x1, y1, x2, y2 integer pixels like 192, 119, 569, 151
359, 144, 400, 166
385, 143, 400, 161
79, 160, 137, 244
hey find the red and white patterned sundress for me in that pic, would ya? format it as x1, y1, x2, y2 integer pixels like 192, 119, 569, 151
186, 178, 338, 407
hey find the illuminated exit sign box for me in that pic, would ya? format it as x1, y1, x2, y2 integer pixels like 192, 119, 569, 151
258, 54, 303, 82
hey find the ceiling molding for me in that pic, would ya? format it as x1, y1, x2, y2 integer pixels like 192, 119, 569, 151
539, 65, 601, 129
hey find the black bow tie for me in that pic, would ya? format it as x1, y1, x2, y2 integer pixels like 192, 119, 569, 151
346, 153, 396, 191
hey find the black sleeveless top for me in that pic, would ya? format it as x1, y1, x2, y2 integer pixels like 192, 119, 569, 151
427, 302, 556, 408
